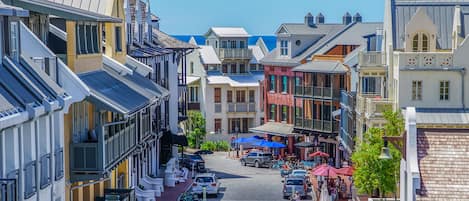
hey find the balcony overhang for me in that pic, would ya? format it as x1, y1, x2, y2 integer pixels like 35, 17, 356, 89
11, 0, 122, 23
249, 122, 298, 137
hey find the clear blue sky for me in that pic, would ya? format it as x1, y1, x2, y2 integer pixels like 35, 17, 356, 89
151, 0, 385, 35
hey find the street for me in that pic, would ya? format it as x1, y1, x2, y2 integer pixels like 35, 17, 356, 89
191, 152, 313, 201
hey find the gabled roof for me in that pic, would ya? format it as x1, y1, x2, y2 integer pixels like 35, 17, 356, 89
248, 46, 265, 64
199, 45, 221, 65
204, 27, 250, 38
153, 28, 197, 49
207, 73, 263, 87
416, 129, 469, 201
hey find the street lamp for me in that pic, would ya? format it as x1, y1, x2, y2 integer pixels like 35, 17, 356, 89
380, 131, 406, 201
379, 140, 392, 160
235, 126, 240, 158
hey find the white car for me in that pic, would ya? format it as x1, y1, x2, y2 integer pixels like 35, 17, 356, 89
192, 173, 220, 197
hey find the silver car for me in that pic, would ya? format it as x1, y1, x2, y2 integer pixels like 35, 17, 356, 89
282, 176, 307, 199
240, 152, 272, 168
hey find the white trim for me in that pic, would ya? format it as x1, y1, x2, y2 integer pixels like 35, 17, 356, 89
49, 24, 67, 41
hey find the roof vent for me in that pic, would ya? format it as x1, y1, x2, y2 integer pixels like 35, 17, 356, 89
316, 13, 325, 24
343, 12, 352, 25
353, 12, 362, 23
305, 12, 315, 27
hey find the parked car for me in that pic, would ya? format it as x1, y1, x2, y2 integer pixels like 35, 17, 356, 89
290, 169, 311, 185
282, 176, 308, 199
192, 173, 220, 197
181, 154, 206, 172
240, 151, 273, 168
194, 150, 214, 155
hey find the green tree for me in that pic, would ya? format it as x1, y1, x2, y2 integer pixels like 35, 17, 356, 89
186, 111, 206, 148
351, 110, 403, 197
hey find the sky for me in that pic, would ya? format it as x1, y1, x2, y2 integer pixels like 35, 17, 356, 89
151, 0, 385, 35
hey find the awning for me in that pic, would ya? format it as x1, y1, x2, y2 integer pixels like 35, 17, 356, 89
12, 0, 122, 23
292, 60, 348, 74
161, 131, 188, 146
187, 76, 201, 85
249, 122, 298, 137
125, 55, 152, 77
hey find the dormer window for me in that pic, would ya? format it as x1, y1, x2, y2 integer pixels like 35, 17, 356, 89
412, 33, 429, 52
280, 40, 288, 56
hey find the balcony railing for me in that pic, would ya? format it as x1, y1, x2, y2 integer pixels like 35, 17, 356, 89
218, 48, 252, 60
340, 128, 354, 153
0, 179, 16, 201
294, 118, 339, 133
359, 51, 385, 67
295, 86, 341, 99
188, 102, 200, 110
395, 52, 454, 69
70, 122, 137, 182
365, 98, 393, 118
227, 103, 256, 113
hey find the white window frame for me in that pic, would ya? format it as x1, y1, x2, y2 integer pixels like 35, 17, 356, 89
439, 80, 449, 101
280, 40, 288, 56
411, 80, 422, 100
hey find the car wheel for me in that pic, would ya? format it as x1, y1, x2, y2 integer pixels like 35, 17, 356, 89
255, 161, 260, 168
241, 160, 246, 166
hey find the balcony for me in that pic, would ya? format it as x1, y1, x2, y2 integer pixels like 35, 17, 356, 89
0, 179, 16, 201
218, 48, 252, 60
188, 102, 200, 110
227, 103, 256, 113
340, 91, 355, 111
294, 118, 339, 133
395, 52, 454, 69
340, 128, 354, 153
359, 51, 386, 68
294, 86, 341, 99
365, 98, 393, 118
214, 103, 222, 113
70, 122, 137, 182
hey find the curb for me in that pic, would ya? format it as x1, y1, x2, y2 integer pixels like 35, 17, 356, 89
176, 182, 193, 201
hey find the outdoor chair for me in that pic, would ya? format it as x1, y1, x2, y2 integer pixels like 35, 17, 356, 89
135, 186, 157, 201
141, 177, 162, 197
144, 176, 164, 192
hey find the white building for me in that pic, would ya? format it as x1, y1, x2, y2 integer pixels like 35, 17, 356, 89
0, 3, 89, 201
185, 27, 268, 135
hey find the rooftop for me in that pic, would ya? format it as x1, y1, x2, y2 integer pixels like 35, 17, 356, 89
199, 45, 221, 65
205, 27, 250, 38
292, 60, 348, 73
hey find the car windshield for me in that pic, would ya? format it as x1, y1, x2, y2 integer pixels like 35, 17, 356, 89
286, 179, 303, 185
196, 177, 214, 183
190, 155, 203, 160
260, 153, 272, 157
293, 170, 307, 175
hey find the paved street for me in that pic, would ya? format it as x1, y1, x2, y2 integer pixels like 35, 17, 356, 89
190, 152, 313, 201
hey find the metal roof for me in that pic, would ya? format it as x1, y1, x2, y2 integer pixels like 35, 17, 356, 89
0, 1, 28, 17
292, 60, 348, 73
406, 108, 469, 125
249, 45, 265, 64
199, 45, 221, 65
153, 29, 197, 49
392, 1, 469, 50
205, 27, 250, 38
12, 0, 122, 22
249, 122, 297, 137
207, 73, 263, 87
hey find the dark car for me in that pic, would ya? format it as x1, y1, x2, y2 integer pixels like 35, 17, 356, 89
194, 150, 214, 155
181, 154, 206, 172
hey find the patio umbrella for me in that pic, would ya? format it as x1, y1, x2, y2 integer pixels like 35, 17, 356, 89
309, 151, 330, 158
336, 166, 355, 176
233, 136, 262, 144
294, 141, 316, 148
252, 140, 286, 148
312, 165, 338, 177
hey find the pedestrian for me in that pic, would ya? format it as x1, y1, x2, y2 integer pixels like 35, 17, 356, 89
330, 187, 337, 201
291, 191, 300, 201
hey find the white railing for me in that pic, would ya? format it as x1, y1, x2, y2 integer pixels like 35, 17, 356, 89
365, 98, 393, 118
395, 52, 454, 68
227, 103, 256, 113
359, 51, 385, 67
219, 48, 252, 60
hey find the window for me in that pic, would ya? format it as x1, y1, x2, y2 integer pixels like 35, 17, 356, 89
230, 40, 237, 48
412, 81, 422, 100
227, 90, 233, 103
214, 119, 222, 133
339, 75, 345, 89
412, 33, 430, 52
439, 81, 449, 100
24, 161, 37, 199
126, 23, 132, 45
190, 62, 194, 74
40, 154, 51, 189
236, 91, 246, 103
230, 63, 237, 74
258, 65, 264, 71
215, 41, 218, 48
282, 76, 288, 93
269, 75, 276, 91
249, 90, 255, 103
54, 148, 64, 181
239, 41, 245, 48
10, 22, 18, 61
221, 41, 227, 48
222, 64, 228, 73
281, 106, 288, 122
115, 26, 122, 52
76, 23, 100, 54
214, 88, 221, 103
250, 64, 257, 71
189, 86, 199, 102
239, 63, 246, 73
325, 74, 331, 87
72, 102, 89, 141
269, 105, 276, 121
280, 40, 288, 56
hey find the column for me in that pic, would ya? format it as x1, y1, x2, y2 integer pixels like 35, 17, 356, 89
287, 136, 294, 156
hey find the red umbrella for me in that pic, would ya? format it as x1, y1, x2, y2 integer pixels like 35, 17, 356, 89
336, 166, 355, 176
312, 165, 338, 177
309, 151, 330, 158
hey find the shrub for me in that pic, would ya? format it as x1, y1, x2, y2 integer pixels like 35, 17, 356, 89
200, 141, 230, 151
200, 141, 216, 151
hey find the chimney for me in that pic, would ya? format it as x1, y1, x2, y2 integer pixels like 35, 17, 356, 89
353, 12, 362, 23
343, 12, 352, 25
316, 13, 325, 24
304, 12, 315, 27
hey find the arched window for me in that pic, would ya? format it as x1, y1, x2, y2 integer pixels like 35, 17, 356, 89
411, 33, 430, 52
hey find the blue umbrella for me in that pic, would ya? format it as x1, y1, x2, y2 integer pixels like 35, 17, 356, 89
233, 136, 262, 144
252, 140, 286, 148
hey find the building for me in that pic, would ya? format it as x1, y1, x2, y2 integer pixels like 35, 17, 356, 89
257, 12, 380, 162
0, 2, 90, 201
185, 27, 268, 136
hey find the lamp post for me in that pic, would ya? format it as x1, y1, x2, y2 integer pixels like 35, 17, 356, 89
235, 126, 240, 158
380, 131, 406, 201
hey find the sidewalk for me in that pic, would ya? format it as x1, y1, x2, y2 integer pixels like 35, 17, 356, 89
158, 175, 193, 201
